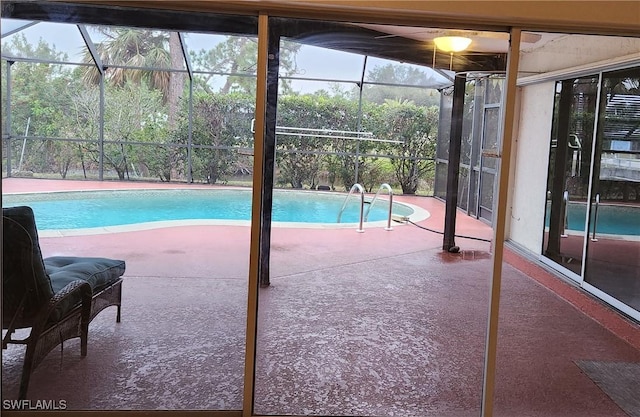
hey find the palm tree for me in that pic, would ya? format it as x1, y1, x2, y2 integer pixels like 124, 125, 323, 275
190, 37, 301, 96
82, 27, 185, 128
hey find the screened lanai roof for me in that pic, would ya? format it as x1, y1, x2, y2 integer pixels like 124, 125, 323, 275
1, 18, 37, 37
1, 17, 457, 90
0, 0, 521, 90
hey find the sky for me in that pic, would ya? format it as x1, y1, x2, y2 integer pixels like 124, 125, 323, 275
1, 18, 452, 93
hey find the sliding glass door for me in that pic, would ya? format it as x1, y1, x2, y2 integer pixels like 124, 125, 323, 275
583, 67, 640, 315
543, 66, 640, 319
543, 76, 598, 278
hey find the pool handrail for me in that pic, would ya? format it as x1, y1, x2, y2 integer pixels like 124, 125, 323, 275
337, 183, 365, 233
591, 193, 600, 242
364, 183, 393, 231
560, 191, 569, 238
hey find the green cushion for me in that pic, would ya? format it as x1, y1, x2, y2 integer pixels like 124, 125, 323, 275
3, 206, 126, 325
45, 257, 125, 323
2, 206, 54, 321
46, 256, 125, 294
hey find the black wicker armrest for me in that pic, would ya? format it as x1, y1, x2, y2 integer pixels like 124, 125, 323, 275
12, 280, 94, 392
30, 280, 93, 338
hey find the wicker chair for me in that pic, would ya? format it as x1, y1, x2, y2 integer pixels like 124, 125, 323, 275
2, 206, 125, 399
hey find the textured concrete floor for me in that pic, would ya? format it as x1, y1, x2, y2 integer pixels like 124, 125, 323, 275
2, 178, 639, 416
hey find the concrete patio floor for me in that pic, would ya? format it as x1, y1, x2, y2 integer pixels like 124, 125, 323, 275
2, 178, 639, 416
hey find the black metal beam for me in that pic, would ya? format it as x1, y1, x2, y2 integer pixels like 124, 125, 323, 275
546, 79, 573, 257
1, 20, 37, 38
178, 32, 193, 80
77, 24, 103, 75
4, 61, 13, 176
1, 1, 258, 35
2, 2, 507, 74
258, 23, 281, 288
271, 17, 507, 72
443, 73, 467, 251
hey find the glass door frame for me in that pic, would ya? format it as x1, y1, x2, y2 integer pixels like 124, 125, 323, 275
540, 75, 601, 284
243, 13, 269, 417
478, 102, 501, 223
243, 17, 525, 417
0, 4, 522, 414
540, 65, 640, 322
581, 66, 640, 321
3, 0, 640, 413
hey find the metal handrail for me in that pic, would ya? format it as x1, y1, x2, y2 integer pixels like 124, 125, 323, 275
337, 183, 365, 233
364, 183, 394, 231
591, 193, 600, 242
250, 119, 401, 143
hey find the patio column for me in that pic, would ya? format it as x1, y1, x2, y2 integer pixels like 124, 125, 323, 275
258, 22, 281, 287
442, 73, 466, 251
354, 56, 367, 185
482, 28, 522, 417
178, 32, 194, 184
98, 74, 105, 180
546, 79, 573, 257
246, 15, 269, 416
187, 76, 194, 182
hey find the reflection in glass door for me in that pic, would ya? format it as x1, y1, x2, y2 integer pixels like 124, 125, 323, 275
478, 104, 500, 222
542, 77, 598, 280
477, 77, 503, 223
584, 67, 640, 314
543, 76, 598, 278
460, 76, 504, 223
543, 67, 640, 320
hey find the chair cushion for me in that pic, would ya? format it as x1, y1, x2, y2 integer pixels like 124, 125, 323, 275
3, 206, 126, 325
2, 206, 54, 315
46, 256, 126, 294
45, 257, 125, 323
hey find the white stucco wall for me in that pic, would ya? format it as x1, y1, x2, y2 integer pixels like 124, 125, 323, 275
507, 32, 639, 255
519, 34, 640, 74
507, 82, 555, 253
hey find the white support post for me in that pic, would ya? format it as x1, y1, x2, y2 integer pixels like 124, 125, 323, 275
243, 14, 269, 417
481, 27, 522, 417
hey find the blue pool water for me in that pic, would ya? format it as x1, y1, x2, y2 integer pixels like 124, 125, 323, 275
3, 189, 414, 230
545, 202, 640, 236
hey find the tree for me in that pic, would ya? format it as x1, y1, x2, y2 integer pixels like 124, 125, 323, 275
174, 92, 255, 184
2, 34, 77, 175
3, 34, 72, 138
359, 63, 441, 107
81, 27, 185, 128
67, 81, 166, 179
372, 100, 439, 194
190, 37, 301, 95
104, 82, 166, 179
276, 93, 360, 189
130, 119, 175, 182
167, 32, 185, 128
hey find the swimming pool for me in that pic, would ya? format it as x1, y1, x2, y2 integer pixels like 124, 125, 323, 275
3, 188, 427, 233
545, 202, 640, 236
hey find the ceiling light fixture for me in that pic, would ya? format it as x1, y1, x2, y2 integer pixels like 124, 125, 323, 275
432, 36, 472, 72
433, 36, 472, 52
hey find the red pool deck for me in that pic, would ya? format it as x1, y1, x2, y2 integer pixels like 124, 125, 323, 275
2, 178, 639, 416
